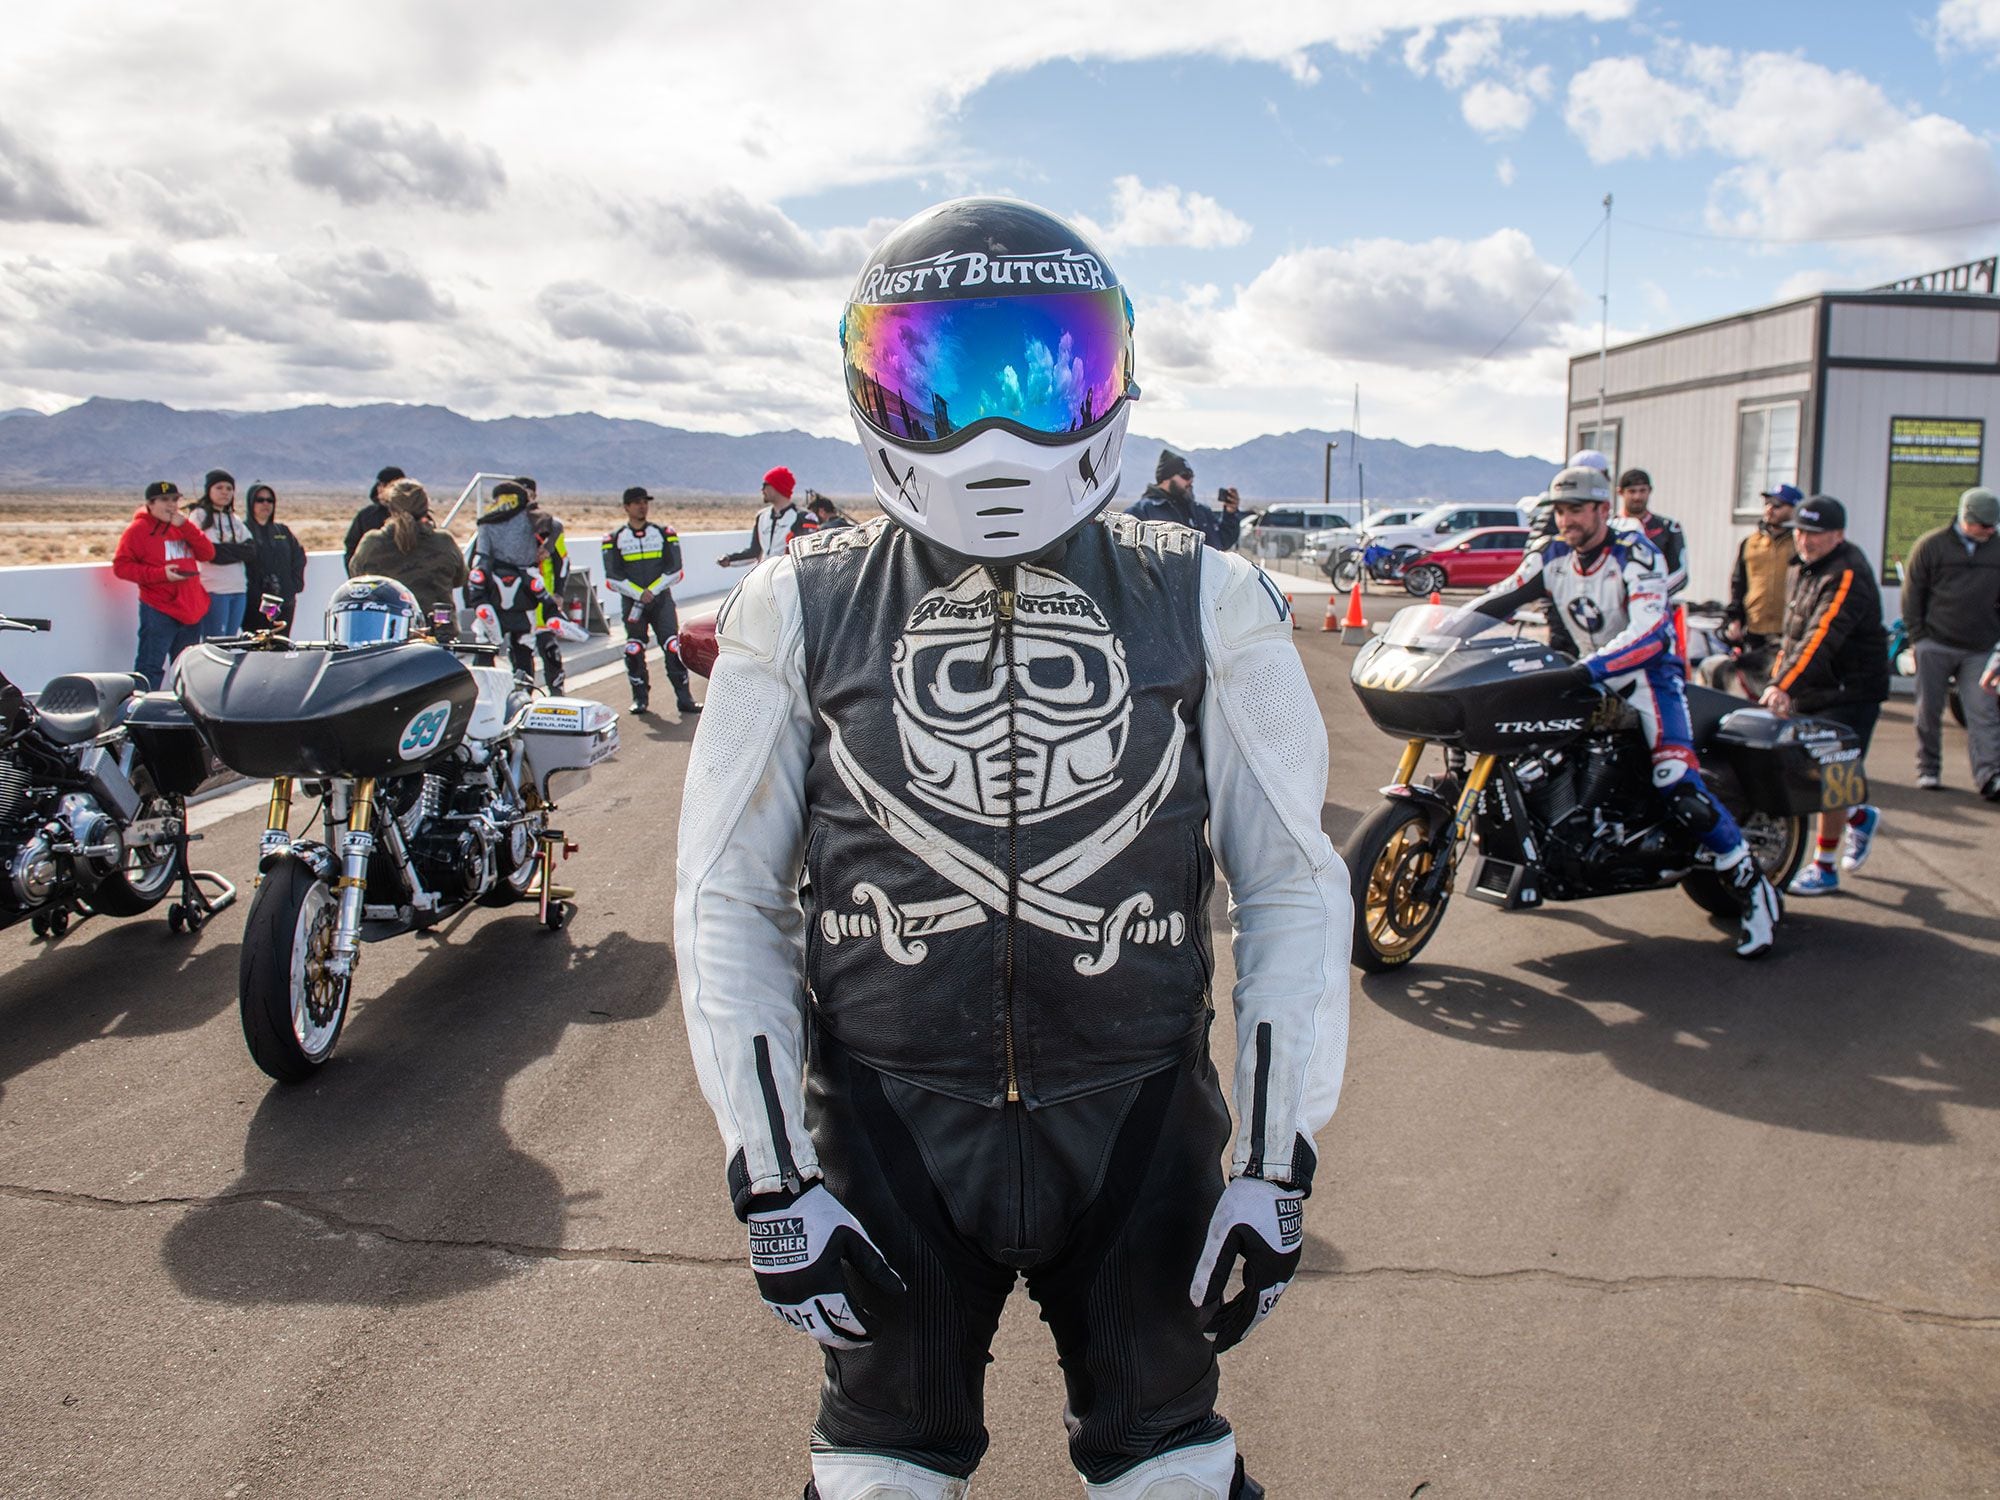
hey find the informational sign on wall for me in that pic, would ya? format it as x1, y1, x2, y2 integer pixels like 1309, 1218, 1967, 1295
1882, 416, 1984, 583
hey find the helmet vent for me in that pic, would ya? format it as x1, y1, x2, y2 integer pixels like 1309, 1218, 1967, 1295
965, 476, 1030, 490
975, 506, 1024, 517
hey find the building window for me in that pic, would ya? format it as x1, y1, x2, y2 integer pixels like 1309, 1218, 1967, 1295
1574, 420, 1619, 474
1737, 399, 1801, 517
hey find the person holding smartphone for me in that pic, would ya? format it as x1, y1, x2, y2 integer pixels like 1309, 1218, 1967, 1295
1127, 448, 1242, 550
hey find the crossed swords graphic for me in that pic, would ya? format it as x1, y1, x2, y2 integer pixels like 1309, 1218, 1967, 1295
820, 710, 1188, 976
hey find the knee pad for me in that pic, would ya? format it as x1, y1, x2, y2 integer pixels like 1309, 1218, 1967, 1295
1085, 1436, 1238, 1499
665, 634, 682, 657
623, 642, 645, 659
1663, 776, 1720, 835
810, 1452, 969, 1500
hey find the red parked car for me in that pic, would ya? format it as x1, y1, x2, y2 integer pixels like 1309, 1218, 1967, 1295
1401, 526, 1530, 596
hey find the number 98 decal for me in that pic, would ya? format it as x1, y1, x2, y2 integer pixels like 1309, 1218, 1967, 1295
398, 700, 454, 760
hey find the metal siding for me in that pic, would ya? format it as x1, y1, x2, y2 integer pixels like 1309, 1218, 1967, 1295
1818, 368, 2000, 613
1572, 303, 1816, 404
1826, 303, 2000, 364
1572, 372, 1811, 600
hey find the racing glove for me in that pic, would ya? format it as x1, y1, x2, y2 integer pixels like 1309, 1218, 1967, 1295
1190, 1175, 1305, 1353
746, 1182, 906, 1350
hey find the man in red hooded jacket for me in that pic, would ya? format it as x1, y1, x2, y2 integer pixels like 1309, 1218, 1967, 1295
113, 480, 217, 689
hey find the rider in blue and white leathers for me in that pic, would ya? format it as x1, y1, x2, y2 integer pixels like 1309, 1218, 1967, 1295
1472, 465, 1782, 959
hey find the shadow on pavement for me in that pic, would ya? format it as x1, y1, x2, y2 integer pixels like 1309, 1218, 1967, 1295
1361, 911, 2000, 1144
160, 913, 669, 1306
0, 917, 238, 1103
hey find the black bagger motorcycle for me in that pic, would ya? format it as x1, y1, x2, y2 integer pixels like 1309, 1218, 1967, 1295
0, 612, 230, 938
1344, 604, 1868, 970
176, 625, 615, 1081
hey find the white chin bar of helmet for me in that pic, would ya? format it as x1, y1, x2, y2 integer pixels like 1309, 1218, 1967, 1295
854, 403, 1130, 565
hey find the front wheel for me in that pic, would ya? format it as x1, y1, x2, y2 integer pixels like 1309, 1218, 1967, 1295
239, 860, 351, 1083
1330, 550, 1361, 590
1347, 799, 1452, 972
1404, 563, 1447, 598
1681, 809, 1810, 917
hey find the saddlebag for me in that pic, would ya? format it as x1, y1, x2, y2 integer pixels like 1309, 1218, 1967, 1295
517, 698, 619, 802
123, 692, 212, 796
1713, 708, 1867, 816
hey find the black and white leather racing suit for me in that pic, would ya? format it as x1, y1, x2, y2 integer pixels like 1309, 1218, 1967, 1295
602, 520, 695, 711
675, 514, 1350, 1496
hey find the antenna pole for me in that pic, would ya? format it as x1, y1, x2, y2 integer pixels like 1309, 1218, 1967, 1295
1597, 192, 1612, 458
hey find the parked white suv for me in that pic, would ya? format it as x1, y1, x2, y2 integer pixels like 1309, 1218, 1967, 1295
1365, 502, 1526, 552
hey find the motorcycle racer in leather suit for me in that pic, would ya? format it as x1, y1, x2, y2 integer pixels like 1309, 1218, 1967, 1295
1472, 465, 1782, 958
675, 199, 1350, 1500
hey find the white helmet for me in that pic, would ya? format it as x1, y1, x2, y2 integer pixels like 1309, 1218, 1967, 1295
1568, 447, 1611, 474
841, 198, 1136, 564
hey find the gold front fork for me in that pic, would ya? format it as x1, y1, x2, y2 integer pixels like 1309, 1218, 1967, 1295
1445, 754, 1499, 881
266, 776, 293, 832
1392, 738, 1426, 787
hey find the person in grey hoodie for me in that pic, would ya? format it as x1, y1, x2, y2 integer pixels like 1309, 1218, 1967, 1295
189, 469, 256, 638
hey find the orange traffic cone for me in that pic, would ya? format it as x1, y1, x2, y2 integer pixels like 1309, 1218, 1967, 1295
1321, 592, 1340, 632
1428, 588, 1442, 606
1285, 593, 1300, 630
1339, 578, 1369, 644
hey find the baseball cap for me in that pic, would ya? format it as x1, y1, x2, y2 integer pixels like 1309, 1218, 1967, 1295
621, 486, 653, 505
1548, 465, 1613, 505
1793, 495, 1846, 533
1759, 483, 1803, 506
144, 480, 181, 502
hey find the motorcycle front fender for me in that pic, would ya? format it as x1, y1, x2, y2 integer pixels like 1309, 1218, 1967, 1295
260, 841, 335, 883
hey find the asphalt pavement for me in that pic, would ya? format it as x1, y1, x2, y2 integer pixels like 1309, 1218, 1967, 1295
1, 591, 1995, 1499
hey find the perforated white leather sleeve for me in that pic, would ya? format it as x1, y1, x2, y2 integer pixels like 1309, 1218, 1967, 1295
1198, 550, 1352, 1189
674, 555, 820, 1203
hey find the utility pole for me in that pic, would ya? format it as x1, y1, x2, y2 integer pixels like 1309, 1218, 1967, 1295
1596, 191, 1612, 460
1322, 439, 1339, 507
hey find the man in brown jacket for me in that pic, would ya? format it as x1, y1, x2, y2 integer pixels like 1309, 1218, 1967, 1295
1708, 483, 1799, 694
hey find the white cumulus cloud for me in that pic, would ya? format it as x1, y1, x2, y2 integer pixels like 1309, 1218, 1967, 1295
1936, 0, 2000, 56
1083, 176, 1251, 251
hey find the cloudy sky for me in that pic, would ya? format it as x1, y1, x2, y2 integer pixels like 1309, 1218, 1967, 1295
5, 0, 2000, 459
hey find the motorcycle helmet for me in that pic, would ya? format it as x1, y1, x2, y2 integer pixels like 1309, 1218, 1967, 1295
841, 197, 1137, 563
327, 576, 419, 648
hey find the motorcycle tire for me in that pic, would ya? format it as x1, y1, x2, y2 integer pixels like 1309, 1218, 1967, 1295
1347, 798, 1452, 972
239, 860, 350, 1083
87, 794, 186, 917
1681, 810, 1810, 919
1404, 564, 1447, 598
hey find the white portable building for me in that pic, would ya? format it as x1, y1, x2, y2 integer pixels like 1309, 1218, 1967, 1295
1564, 256, 2000, 611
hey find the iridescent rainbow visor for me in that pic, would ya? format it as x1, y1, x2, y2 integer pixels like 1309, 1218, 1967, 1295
842, 286, 1135, 452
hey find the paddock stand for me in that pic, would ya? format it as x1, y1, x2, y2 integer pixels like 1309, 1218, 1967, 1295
164, 820, 237, 935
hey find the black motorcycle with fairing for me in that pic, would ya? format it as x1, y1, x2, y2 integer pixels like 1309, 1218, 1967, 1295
0, 612, 228, 939
175, 578, 617, 1082
1344, 604, 1867, 970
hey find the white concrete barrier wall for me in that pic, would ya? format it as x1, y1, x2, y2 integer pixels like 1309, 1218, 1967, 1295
0, 530, 746, 689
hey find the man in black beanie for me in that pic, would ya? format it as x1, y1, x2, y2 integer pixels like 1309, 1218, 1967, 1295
1127, 447, 1241, 550
343, 465, 408, 573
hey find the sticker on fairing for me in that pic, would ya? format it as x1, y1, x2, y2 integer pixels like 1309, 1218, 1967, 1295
398, 699, 454, 760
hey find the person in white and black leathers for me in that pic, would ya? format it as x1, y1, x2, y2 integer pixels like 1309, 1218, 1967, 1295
677, 198, 1347, 1500
602, 485, 700, 717
718, 465, 817, 566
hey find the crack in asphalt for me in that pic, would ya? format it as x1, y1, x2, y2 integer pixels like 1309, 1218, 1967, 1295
5, 1181, 1997, 1331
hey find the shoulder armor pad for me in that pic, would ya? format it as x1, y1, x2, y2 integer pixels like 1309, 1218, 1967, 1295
1104, 509, 1201, 558
789, 515, 885, 559
1207, 550, 1293, 650
716, 556, 797, 664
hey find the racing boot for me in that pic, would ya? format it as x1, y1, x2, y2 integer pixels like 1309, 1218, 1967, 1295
675, 690, 703, 715
805, 1451, 970, 1498
1721, 847, 1780, 960
624, 640, 650, 713
1085, 1436, 1242, 1497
